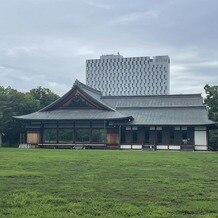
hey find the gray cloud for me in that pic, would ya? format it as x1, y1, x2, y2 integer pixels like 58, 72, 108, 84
0, 0, 217, 96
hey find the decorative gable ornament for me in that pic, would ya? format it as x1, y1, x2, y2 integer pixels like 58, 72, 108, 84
39, 83, 114, 112
61, 90, 96, 109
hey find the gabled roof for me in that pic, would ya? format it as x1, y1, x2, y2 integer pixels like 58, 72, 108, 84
14, 80, 215, 125
40, 80, 114, 112
14, 80, 132, 121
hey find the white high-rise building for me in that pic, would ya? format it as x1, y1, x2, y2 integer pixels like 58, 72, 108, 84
86, 54, 170, 96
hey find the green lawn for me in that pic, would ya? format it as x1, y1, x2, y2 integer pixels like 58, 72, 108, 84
0, 148, 217, 217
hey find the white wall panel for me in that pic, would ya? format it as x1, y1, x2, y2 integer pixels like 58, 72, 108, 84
120, 145, 131, 149
194, 131, 207, 145
195, 146, 207, 151
156, 145, 168, 150
169, 146, 180, 150
132, 145, 142, 150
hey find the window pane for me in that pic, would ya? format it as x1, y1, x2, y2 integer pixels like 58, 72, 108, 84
59, 129, 73, 143
44, 129, 57, 143
157, 131, 162, 144
121, 128, 126, 143
169, 127, 174, 145
92, 129, 105, 143
145, 130, 150, 144
182, 130, 187, 139
182, 130, 188, 145
75, 129, 90, 143
133, 131, 137, 143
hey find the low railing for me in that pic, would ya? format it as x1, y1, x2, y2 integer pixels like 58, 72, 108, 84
19, 143, 208, 151
120, 144, 208, 151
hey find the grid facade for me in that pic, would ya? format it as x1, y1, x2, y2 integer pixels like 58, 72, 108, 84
86, 54, 170, 96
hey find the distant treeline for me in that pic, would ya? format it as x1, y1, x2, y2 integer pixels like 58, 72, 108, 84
0, 85, 217, 147
0, 86, 59, 146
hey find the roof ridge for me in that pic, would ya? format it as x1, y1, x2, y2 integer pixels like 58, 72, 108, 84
117, 106, 206, 110
74, 80, 102, 95
102, 94, 202, 98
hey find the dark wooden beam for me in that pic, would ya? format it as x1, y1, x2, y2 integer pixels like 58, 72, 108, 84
57, 121, 59, 144
90, 121, 92, 143
73, 121, 75, 144
104, 120, 106, 147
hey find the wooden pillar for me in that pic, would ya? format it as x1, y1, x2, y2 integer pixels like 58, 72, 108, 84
73, 121, 75, 144
104, 120, 106, 147
154, 126, 157, 145
131, 126, 133, 149
19, 133, 22, 144
40, 121, 44, 145
206, 126, 209, 148
90, 121, 92, 143
154, 126, 157, 150
57, 121, 59, 144
118, 125, 121, 147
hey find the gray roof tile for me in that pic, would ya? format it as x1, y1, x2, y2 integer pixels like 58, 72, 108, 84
117, 107, 214, 125
101, 94, 203, 108
14, 80, 214, 125
14, 109, 131, 121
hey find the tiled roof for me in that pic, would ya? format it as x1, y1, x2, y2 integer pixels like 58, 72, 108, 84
101, 94, 203, 109
40, 80, 114, 112
14, 109, 131, 121
117, 107, 214, 125
75, 80, 115, 111
14, 80, 215, 125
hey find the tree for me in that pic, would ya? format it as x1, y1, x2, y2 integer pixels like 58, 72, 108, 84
204, 84, 218, 149
204, 84, 218, 121
0, 87, 14, 146
29, 87, 59, 109
0, 101, 13, 146
0, 86, 59, 146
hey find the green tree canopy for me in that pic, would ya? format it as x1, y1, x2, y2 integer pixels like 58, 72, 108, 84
204, 84, 218, 121
29, 86, 59, 109
204, 84, 218, 148
0, 86, 59, 146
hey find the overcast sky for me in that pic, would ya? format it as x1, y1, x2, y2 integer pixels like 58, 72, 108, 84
0, 0, 218, 96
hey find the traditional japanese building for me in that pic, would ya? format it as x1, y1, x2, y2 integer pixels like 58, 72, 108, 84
14, 80, 215, 150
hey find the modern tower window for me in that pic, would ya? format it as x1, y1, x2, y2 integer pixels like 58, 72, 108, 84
86, 54, 170, 96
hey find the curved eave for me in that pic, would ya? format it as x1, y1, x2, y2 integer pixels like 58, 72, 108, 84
13, 110, 132, 121
127, 122, 215, 126
13, 116, 132, 121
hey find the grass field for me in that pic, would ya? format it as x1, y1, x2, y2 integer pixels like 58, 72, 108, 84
0, 148, 217, 217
